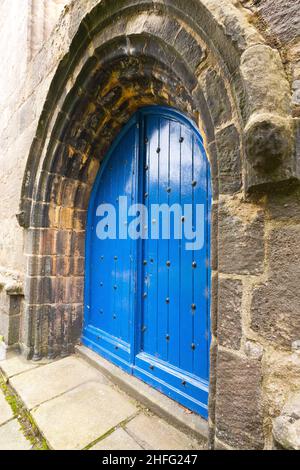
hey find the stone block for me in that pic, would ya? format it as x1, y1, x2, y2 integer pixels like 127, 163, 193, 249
215, 125, 242, 194
205, 69, 232, 128
215, 350, 264, 449
257, 0, 300, 45
266, 187, 300, 221
251, 226, 300, 348
218, 202, 265, 275
273, 392, 300, 450
218, 278, 243, 351
6, 314, 21, 345
263, 351, 300, 418
173, 28, 205, 71
56, 230, 72, 256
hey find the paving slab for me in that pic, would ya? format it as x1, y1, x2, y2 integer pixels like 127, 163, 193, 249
0, 419, 32, 450
125, 414, 203, 450
0, 352, 40, 378
90, 427, 143, 450
0, 391, 13, 425
32, 381, 138, 450
10, 356, 106, 409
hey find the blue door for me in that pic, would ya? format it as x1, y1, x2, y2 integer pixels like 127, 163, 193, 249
83, 107, 211, 418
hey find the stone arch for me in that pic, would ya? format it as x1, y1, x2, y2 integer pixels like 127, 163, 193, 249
17, 0, 297, 449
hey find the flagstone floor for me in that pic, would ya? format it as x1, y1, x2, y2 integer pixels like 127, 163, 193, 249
0, 352, 206, 451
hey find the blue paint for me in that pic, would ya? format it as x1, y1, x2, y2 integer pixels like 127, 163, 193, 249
83, 106, 211, 418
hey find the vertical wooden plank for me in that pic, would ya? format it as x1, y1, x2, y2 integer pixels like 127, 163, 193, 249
168, 119, 181, 367
141, 115, 159, 357
179, 125, 194, 374
156, 117, 170, 361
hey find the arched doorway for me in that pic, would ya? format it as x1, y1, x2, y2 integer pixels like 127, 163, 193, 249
83, 106, 211, 418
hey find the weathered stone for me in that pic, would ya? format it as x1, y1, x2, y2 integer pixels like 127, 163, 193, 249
173, 28, 205, 71
218, 278, 243, 350
208, 339, 218, 446
257, 0, 300, 45
263, 350, 300, 418
244, 113, 293, 171
292, 340, 300, 352
210, 273, 218, 337
215, 350, 264, 449
211, 203, 218, 270
266, 187, 300, 220
205, 69, 232, 127
241, 45, 291, 118
215, 125, 242, 194
218, 201, 265, 275
292, 80, 300, 107
5, 314, 21, 345
244, 340, 264, 361
273, 392, 300, 450
143, 15, 181, 46
251, 226, 300, 348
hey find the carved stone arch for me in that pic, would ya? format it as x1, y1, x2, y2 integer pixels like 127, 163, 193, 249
17, 0, 297, 450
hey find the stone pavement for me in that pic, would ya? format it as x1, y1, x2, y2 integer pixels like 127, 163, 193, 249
0, 352, 206, 450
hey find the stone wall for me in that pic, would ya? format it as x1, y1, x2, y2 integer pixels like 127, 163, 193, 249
0, 0, 299, 450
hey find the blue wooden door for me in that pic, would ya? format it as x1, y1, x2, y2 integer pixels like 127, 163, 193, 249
83, 107, 211, 418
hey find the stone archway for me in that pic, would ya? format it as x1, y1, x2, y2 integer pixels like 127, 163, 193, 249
17, 0, 297, 450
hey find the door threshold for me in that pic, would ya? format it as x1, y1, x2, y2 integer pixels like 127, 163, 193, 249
75, 345, 208, 444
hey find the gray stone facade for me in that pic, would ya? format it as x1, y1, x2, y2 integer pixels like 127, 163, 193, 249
0, 0, 300, 450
